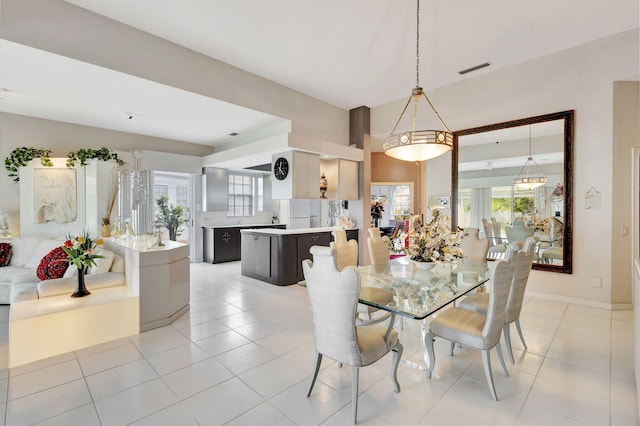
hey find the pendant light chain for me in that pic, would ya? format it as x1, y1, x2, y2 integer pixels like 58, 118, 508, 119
416, 0, 420, 88
382, 0, 454, 161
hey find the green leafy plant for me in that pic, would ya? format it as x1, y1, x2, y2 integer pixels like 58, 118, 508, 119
4, 147, 52, 182
154, 195, 189, 241
5, 146, 124, 182
66, 147, 124, 168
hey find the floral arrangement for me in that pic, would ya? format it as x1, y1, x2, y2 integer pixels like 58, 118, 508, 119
407, 208, 464, 263
517, 208, 550, 233
61, 230, 104, 270
552, 183, 564, 198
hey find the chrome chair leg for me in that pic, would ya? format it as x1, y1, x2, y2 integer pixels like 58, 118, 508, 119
391, 343, 403, 392
425, 332, 436, 379
503, 323, 515, 364
307, 353, 323, 397
352, 366, 359, 424
515, 319, 528, 350
495, 342, 509, 377
481, 349, 499, 401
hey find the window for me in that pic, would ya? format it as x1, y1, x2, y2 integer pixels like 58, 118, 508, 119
176, 185, 189, 209
228, 174, 254, 216
392, 186, 411, 216
457, 188, 472, 228
154, 185, 168, 200
256, 177, 264, 212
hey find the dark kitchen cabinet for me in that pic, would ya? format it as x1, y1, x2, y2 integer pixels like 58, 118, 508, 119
241, 229, 358, 285
203, 225, 286, 264
202, 227, 239, 263
296, 232, 331, 282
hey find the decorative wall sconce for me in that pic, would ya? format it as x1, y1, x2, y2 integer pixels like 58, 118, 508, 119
320, 173, 328, 198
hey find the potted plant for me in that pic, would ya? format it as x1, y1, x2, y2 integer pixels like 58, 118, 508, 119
154, 195, 188, 241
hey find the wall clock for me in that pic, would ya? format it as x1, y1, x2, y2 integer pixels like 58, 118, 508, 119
273, 157, 289, 180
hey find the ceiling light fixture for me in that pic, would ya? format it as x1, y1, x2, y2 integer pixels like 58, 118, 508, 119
383, 0, 453, 162
513, 126, 547, 190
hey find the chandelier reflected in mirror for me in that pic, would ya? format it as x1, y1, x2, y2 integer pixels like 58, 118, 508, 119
383, 0, 453, 162
513, 125, 547, 190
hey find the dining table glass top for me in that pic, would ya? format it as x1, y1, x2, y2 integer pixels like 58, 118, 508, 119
358, 257, 491, 320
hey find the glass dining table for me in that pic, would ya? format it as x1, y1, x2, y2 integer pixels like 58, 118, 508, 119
357, 256, 491, 370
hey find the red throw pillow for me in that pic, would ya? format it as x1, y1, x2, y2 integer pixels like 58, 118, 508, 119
0, 243, 11, 267
36, 246, 70, 281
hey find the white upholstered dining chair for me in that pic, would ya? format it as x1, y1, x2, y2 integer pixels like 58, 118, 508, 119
505, 221, 535, 245
330, 229, 358, 271
367, 227, 391, 274
460, 228, 490, 262
332, 229, 392, 324
424, 257, 515, 401
458, 236, 537, 364
303, 246, 403, 424
482, 218, 506, 259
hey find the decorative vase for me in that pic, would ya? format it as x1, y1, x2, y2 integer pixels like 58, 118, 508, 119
71, 265, 91, 298
413, 260, 435, 270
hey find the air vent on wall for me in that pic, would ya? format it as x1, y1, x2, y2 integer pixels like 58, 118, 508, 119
458, 62, 491, 75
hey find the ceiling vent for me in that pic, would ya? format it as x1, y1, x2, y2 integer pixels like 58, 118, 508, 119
458, 62, 491, 75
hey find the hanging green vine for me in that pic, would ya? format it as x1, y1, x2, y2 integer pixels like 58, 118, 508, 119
4, 147, 53, 182
4, 146, 124, 182
66, 147, 124, 168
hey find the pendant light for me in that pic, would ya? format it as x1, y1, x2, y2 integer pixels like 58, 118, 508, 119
383, 0, 453, 162
513, 126, 547, 190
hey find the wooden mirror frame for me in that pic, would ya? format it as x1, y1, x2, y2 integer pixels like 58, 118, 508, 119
452, 110, 574, 274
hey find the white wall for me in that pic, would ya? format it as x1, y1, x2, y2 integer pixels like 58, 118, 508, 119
372, 29, 640, 307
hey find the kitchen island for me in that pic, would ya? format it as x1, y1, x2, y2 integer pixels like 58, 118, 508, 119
202, 224, 286, 263
240, 227, 359, 286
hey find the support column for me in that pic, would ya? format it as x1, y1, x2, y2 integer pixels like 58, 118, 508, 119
350, 106, 371, 264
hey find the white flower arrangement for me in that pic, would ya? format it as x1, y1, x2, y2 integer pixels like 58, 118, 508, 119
407, 208, 464, 263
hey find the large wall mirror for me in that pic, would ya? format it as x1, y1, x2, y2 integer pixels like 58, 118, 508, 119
452, 110, 574, 273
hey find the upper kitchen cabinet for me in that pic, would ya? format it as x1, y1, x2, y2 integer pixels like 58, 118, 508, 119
271, 151, 321, 199
204, 167, 229, 211
321, 159, 359, 200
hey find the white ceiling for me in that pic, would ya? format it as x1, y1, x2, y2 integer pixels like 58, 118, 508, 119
0, 0, 638, 150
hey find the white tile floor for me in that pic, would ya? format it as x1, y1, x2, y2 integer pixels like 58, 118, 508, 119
0, 261, 636, 425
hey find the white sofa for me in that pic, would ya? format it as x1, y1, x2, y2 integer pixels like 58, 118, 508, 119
0, 237, 125, 304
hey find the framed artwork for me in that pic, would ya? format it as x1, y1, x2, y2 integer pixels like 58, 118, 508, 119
33, 168, 77, 224
19, 158, 85, 237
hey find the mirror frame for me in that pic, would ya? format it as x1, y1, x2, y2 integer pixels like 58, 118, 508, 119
452, 110, 574, 274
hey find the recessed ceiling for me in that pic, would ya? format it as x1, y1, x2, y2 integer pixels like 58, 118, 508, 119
0, 0, 638, 151
0, 39, 288, 146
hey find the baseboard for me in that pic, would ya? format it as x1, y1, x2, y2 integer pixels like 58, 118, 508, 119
526, 290, 633, 311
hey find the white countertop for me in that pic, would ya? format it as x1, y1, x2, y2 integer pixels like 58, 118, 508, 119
202, 224, 282, 228
240, 227, 357, 235
105, 236, 187, 252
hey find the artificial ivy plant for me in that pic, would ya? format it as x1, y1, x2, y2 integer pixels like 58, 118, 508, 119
65, 147, 124, 168
4, 147, 52, 182
4, 146, 124, 182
